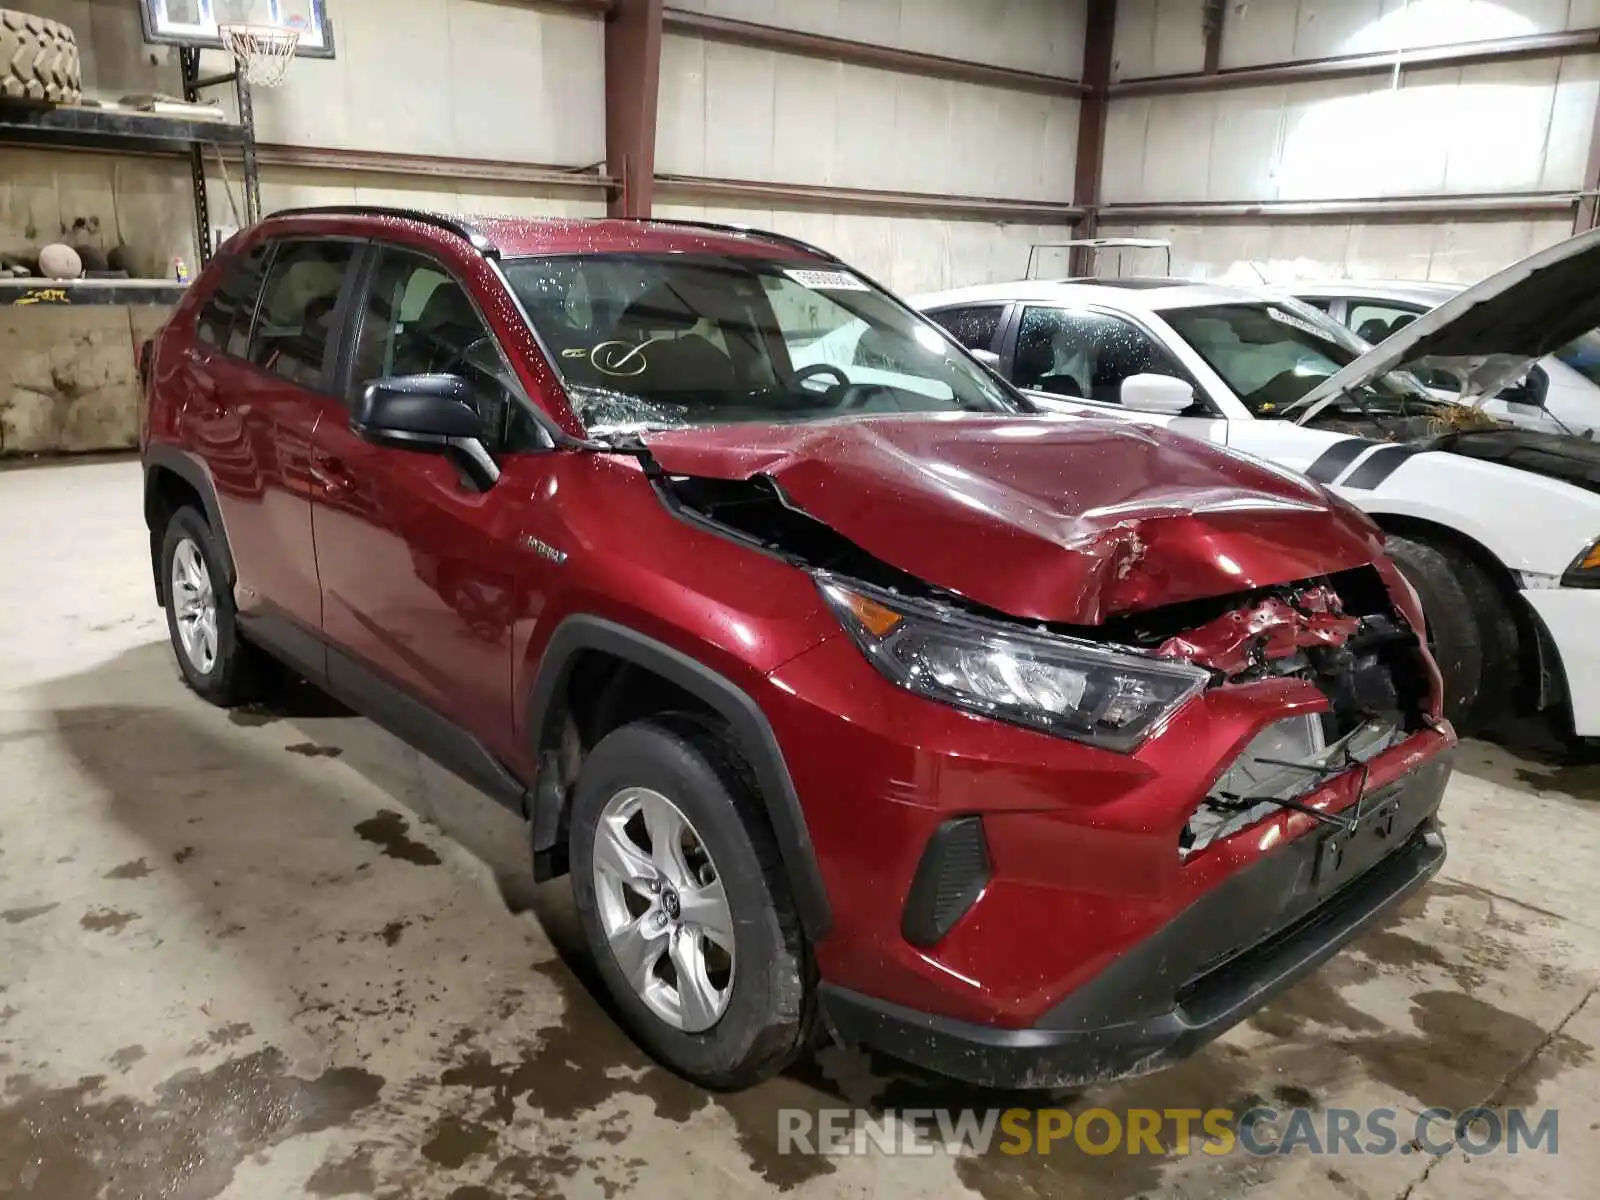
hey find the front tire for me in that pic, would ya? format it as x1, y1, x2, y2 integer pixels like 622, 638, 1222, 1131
569, 716, 813, 1090
1385, 533, 1516, 733
160, 505, 270, 706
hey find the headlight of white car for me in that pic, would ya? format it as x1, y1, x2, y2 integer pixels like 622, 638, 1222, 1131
1562, 539, 1600, 588
817, 577, 1211, 752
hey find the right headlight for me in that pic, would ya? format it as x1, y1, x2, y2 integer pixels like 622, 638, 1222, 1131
817, 576, 1211, 752
1561, 538, 1600, 588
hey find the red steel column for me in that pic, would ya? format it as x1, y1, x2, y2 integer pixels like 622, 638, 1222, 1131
1071, 0, 1118, 272
605, 0, 664, 218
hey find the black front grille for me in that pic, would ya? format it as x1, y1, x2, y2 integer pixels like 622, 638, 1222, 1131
902, 817, 991, 948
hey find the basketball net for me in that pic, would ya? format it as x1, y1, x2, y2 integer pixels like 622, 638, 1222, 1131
220, 23, 299, 89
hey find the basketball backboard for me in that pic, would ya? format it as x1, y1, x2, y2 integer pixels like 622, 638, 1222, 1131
139, 0, 336, 59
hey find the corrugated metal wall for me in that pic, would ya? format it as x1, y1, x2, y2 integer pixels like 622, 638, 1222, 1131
654, 0, 1085, 290
1100, 0, 1600, 281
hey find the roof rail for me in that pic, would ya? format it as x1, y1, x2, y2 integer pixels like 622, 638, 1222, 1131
269, 205, 500, 258
623, 217, 840, 263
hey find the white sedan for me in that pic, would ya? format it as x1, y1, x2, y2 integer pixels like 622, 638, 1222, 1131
912, 232, 1600, 741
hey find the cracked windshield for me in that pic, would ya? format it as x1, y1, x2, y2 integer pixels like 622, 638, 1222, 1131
502, 254, 1018, 435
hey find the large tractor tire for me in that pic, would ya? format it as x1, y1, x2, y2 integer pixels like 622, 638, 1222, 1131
1, 9, 82, 104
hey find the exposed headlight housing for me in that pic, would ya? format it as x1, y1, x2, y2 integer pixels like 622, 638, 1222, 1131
818, 577, 1210, 752
1561, 539, 1600, 588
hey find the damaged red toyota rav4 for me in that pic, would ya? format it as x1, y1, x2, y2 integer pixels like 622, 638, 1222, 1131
139, 208, 1455, 1090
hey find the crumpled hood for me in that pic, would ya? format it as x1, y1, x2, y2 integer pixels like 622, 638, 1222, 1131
1295, 225, 1600, 418
642, 415, 1385, 625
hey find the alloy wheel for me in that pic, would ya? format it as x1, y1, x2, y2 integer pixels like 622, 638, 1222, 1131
170, 537, 218, 675
591, 786, 735, 1033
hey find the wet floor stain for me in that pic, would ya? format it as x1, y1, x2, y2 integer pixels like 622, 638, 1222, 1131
226, 706, 279, 727
0, 1049, 383, 1199
173, 846, 195, 864
1453, 736, 1600, 803
78, 907, 138, 934
304, 1143, 377, 1196
421, 1113, 500, 1168
353, 810, 442, 866
286, 743, 343, 759
1353, 990, 1593, 1111
103, 858, 153, 880
187, 1023, 255, 1056
0, 904, 57, 925
108, 1047, 145, 1072
378, 920, 408, 947
1514, 759, 1600, 802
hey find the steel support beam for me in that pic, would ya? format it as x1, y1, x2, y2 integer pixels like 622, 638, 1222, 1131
1070, 0, 1117, 274
661, 9, 1088, 97
1579, 93, 1600, 233
1101, 192, 1581, 224
654, 174, 1082, 222
604, 0, 663, 217
1111, 26, 1600, 98
1202, 0, 1225, 74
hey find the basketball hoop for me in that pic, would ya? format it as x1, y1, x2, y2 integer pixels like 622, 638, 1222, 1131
219, 23, 300, 89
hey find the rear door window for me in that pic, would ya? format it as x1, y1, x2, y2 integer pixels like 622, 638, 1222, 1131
925, 305, 1005, 353
247, 240, 358, 391
195, 242, 272, 358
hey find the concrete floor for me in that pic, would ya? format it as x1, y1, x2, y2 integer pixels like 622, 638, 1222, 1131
1, 458, 1597, 1200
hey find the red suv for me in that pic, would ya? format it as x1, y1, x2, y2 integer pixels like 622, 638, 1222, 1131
139, 207, 1455, 1090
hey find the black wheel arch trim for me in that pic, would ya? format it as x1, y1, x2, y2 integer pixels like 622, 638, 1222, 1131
143, 445, 236, 592
525, 615, 833, 941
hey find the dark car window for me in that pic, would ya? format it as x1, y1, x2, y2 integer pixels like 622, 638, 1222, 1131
350, 247, 537, 450
1013, 306, 1187, 404
195, 242, 272, 357
1553, 329, 1600, 386
1347, 301, 1422, 346
926, 304, 1005, 352
247, 240, 356, 391
501, 253, 1018, 434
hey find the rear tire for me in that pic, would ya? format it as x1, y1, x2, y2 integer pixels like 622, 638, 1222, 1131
160, 506, 271, 707
569, 716, 813, 1090
1385, 533, 1516, 734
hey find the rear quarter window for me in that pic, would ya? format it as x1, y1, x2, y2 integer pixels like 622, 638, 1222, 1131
194, 243, 272, 357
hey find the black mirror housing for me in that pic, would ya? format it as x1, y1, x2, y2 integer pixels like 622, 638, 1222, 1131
354, 374, 486, 440
353, 374, 500, 490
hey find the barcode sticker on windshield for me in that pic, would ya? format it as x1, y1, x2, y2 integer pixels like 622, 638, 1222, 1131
1265, 306, 1326, 339
785, 269, 870, 292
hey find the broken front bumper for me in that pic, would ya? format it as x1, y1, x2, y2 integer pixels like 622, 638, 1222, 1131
820, 754, 1450, 1089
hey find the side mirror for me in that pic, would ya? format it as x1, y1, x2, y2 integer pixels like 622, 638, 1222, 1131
1499, 365, 1550, 411
1120, 373, 1195, 415
353, 374, 500, 490
970, 349, 1001, 368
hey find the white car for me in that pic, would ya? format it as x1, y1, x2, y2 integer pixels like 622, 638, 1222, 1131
1291, 279, 1600, 438
911, 233, 1600, 740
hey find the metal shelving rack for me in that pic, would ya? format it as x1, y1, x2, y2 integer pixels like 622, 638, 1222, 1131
0, 56, 259, 272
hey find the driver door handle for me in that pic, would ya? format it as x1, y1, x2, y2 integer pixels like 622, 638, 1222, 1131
311, 452, 355, 493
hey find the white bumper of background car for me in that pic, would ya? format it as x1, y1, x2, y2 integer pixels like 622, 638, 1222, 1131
1522, 586, 1600, 737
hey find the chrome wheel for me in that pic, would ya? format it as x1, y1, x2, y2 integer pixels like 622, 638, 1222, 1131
591, 786, 735, 1033
170, 537, 218, 675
